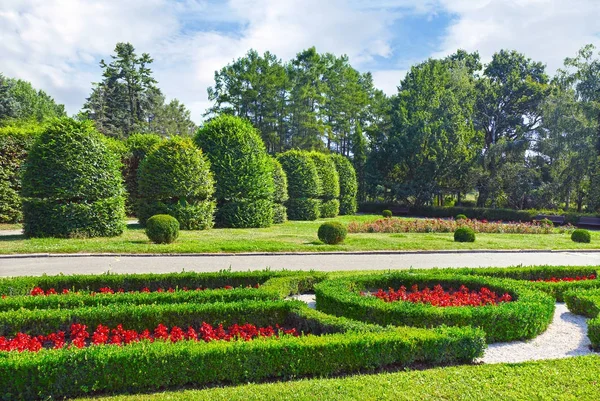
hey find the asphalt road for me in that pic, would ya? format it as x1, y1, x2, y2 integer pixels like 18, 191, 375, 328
1, 251, 600, 277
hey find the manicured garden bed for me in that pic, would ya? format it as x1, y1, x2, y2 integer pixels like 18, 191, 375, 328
564, 288, 600, 350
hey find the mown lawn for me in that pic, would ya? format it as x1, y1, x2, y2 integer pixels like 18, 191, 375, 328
79, 355, 600, 401
1, 215, 599, 254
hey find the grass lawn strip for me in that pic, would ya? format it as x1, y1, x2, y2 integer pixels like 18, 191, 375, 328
76, 355, 600, 401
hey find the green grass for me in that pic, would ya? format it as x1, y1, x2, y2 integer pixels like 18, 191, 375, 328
0, 215, 599, 254
77, 355, 600, 401
0, 223, 22, 231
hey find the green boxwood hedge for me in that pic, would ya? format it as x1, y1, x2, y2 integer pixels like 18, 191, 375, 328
278, 150, 322, 220
21, 118, 125, 237
309, 152, 340, 199
563, 289, 600, 350
314, 272, 555, 342
330, 154, 357, 215
137, 136, 215, 229
122, 133, 162, 215
286, 198, 321, 221
0, 300, 484, 400
271, 157, 288, 224
320, 199, 340, 218
216, 198, 274, 228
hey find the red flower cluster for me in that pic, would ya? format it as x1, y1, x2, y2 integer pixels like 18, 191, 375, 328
0, 322, 299, 353
25, 284, 258, 297
533, 274, 596, 283
366, 284, 512, 307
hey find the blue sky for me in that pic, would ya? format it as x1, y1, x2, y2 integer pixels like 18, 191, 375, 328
1, 0, 600, 121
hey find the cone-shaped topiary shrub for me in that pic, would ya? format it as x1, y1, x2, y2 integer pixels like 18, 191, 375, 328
454, 227, 476, 243
278, 150, 321, 220
271, 157, 288, 224
318, 222, 348, 244
195, 115, 274, 228
309, 152, 340, 218
146, 214, 180, 244
21, 118, 125, 238
571, 229, 591, 243
330, 153, 358, 215
137, 136, 215, 230
123, 133, 162, 215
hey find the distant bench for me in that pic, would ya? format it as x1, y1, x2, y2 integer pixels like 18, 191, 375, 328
390, 206, 410, 216
534, 215, 565, 225
578, 217, 600, 228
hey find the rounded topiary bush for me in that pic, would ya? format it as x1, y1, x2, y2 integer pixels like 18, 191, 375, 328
123, 133, 162, 215
195, 115, 274, 228
382, 210, 392, 218
278, 150, 321, 220
309, 152, 340, 218
318, 222, 348, 245
330, 154, 357, 215
137, 136, 215, 230
572, 229, 591, 243
146, 214, 179, 244
454, 227, 475, 243
21, 118, 125, 238
456, 214, 467, 221
271, 157, 288, 224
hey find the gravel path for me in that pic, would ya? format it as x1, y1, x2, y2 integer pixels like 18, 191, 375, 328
286, 295, 597, 362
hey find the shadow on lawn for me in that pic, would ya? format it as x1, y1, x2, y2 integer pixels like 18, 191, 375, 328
0, 235, 24, 241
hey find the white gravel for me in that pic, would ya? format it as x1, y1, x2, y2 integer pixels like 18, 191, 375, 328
286, 295, 597, 363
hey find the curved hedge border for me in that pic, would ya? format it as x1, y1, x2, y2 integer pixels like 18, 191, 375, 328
314, 272, 555, 342
0, 300, 484, 400
430, 265, 600, 302
564, 289, 600, 350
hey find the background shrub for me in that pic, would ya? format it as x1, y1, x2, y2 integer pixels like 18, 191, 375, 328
309, 152, 340, 218
456, 214, 467, 220
271, 157, 288, 224
21, 118, 125, 237
318, 222, 348, 245
216, 199, 274, 228
382, 209, 392, 218
278, 150, 321, 220
123, 134, 162, 215
330, 154, 357, 215
146, 214, 180, 244
571, 229, 591, 243
0, 122, 44, 223
195, 115, 274, 228
454, 227, 475, 242
137, 136, 215, 229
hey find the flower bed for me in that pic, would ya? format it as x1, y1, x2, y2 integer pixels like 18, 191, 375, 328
315, 272, 555, 342
27, 284, 258, 296
347, 218, 566, 234
368, 285, 512, 306
533, 274, 596, 283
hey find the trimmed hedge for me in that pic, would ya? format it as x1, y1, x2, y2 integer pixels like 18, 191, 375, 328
431, 265, 600, 302
309, 152, 340, 200
0, 301, 485, 400
146, 214, 180, 244
320, 199, 340, 218
564, 289, 600, 350
195, 115, 274, 228
122, 133, 162, 215
278, 150, 321, 220
271, 157, 288, 224
314, 272, 555, 342
330, 154, 357, 215
0, 123, 43, 223
137, 136, 215, 229
273, 203, 288, 225
286, 198, 321, 221
21, 118, 125, 238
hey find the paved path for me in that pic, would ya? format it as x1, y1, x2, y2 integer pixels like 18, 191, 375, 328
1, 251, 600, 277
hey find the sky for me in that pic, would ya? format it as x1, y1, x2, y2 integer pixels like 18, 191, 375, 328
1, 0, 600, 122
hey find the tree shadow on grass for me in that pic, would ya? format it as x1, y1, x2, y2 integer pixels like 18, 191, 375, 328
0, 235, 25, 241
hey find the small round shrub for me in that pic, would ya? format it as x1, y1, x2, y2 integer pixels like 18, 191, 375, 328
454, 227, 476, 243
456, 214, 467, 221
382, 210, 392, 218
273, 203, 287, 224
286, 198, 321, 221
571, 229, 591, 243
22, 118, 125, 238
330, 154, 357, 215
538, 218, 553, 227
318, 222, 348, 245
320, 199, 340, 218
146, 214, 179, 244
137, 136, 215, 230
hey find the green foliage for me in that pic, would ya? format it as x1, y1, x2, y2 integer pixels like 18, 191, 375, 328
456, 214, 467, 220
539, 218, 553, 227
382, 210, 392, 218
216, 199, 274, 228
320, 199, 340, 218
318, 222, 347, 244
454, 227, 476, 242
331, 154, 357, 215
315, 273, 555, 342
122, 133, 162, 214
195, 115, 275, 228
270, 157, 289, 204
564, 289, 600, 350
308, 151, 340, 200
0, 73, 66, 123
571, 229, 591, 243
146, 214, 180, 244
272, 204, 287, 224
0, 122, 43, 222
286, 198, 321, 221
409, 205, 536, 222
277, 150, 321, 198
137, 136, 215, 229
21, 118, 125, 238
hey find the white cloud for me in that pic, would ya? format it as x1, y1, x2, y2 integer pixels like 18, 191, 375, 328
434, 0, 600, 74
372, 69, 407, 95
